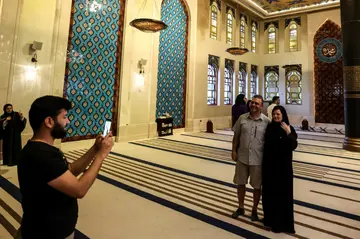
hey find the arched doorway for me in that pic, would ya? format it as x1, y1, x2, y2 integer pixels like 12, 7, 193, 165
156, 0, 189, 128
314, 19, 344, 124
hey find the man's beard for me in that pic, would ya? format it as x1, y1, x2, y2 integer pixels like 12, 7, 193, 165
51, 121, 67, 139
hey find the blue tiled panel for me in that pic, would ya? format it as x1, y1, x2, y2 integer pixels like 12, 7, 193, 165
156, 0, 187, 128
64, 0, 121, 138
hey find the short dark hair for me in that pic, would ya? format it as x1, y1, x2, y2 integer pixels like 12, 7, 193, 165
252, 94, 264, 103
272, 96, 280, 103
29, 95, 72, 132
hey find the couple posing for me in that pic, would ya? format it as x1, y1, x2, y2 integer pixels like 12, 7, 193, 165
231, 95, 297, 234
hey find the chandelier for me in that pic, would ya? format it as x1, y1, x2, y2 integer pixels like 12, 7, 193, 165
130, 18, 168, 33
130, 0, 168, 33
226, 47, 249, 55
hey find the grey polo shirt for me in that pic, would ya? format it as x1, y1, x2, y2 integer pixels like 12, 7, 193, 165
232, 112, 270, 166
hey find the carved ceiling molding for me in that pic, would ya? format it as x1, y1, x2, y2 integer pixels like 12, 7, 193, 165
235, 0, 339, 20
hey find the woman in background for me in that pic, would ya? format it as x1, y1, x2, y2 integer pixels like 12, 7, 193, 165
262, 105, 297, 233
231, 94, 248, 127
0, 104, 26, 166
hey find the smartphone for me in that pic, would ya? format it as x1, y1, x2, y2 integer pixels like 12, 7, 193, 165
103, 120, 112, 137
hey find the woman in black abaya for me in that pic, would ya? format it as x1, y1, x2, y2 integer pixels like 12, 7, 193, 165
0, 104, 26, 166
262, 105, 297, 233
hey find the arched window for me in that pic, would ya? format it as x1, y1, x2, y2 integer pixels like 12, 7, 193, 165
210, 5, 218, 40
289, 23, 298, 52
238, 69, 246, 95
286, 69, 302, 105
265, 70, 279, 100
226, 12, 233, 45
250, 65, 258, 97
208, 55, 219, 105
268, 26, 276, 54
224, 59, 234, 105
240, 16, 246, 48
251, 22, 257, 53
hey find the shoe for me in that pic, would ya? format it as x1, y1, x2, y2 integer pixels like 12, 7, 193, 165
231, 208, 245, 219
250, 210, 259, 221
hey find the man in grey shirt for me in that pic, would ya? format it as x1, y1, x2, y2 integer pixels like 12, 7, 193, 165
231, 95, 270, 221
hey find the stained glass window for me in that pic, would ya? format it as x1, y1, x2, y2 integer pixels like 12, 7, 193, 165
265, 70, 279, 101
224, 59, 234, 105
250, 65, 258, 98
289, 23, 298, 52
240, 17, 246, 48
226, 12, 233, 45
251, 22, 257, 53
286, 70, 302, 105
208, 55, 219, 105
268, 26, 276, 54
210, 5, 218, 40
239, 62, 247, 97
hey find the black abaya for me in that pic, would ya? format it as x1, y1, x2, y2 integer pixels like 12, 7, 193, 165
0, 112, 26, 166
262, 122, 297, 233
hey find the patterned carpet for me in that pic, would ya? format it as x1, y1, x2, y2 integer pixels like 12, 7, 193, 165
180, 132, 359, 160
65, 148, 360, 239
130, 138, 360, 191
1, 139, 359, 238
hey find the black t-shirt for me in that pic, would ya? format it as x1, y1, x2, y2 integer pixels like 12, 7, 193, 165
17, 141, 78, 239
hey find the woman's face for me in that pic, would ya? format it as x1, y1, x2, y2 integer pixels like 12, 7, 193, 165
5, 105, 13, 114
272, 109, 283, 123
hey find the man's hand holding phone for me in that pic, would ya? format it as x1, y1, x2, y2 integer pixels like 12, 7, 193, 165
97, 132, 114, 159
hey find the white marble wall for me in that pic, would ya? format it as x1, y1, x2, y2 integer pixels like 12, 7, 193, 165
0, 0, 72, 145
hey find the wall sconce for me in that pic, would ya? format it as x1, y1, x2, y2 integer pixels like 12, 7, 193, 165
29, 41, 43, 67
138, 58, 147, 74
24, 66, 37, 81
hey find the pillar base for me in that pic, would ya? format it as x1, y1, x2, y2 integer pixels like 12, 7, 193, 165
343, 137, 360, 152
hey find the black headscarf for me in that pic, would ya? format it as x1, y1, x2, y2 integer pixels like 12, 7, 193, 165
2, 104, 14, 118
266, 105, 291, 140
235, 94, 246, 105
272, 105, 290, 125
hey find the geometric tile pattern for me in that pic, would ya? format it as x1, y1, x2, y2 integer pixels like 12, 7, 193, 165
63, 0, 123, 141
210, 0, 222, 11
264, 21, 279, 30
285, 17, 301, 28
313, 20, 343, 124
156, 0, 188, 128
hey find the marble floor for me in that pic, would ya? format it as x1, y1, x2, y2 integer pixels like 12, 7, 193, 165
1, 129, 360, 239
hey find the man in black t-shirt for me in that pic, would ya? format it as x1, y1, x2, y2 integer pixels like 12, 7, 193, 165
17, 95, 114, 239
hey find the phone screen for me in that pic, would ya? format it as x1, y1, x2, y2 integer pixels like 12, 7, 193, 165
103, 120, 112, 137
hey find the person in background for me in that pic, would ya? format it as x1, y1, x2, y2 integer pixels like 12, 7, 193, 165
262, 105, 297, 233
267, 96, 280, 120
231, 95, 270, 221
0, 104, 26, 166
17, 96, 114, 239
232, 94, 248, 127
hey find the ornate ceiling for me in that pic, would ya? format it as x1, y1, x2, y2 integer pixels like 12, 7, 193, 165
250, 0, 338, 13
243, 0, 340, 18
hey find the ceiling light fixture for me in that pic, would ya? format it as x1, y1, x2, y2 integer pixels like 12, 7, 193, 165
226, 47, 249, 55
130, 0, 168, 33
